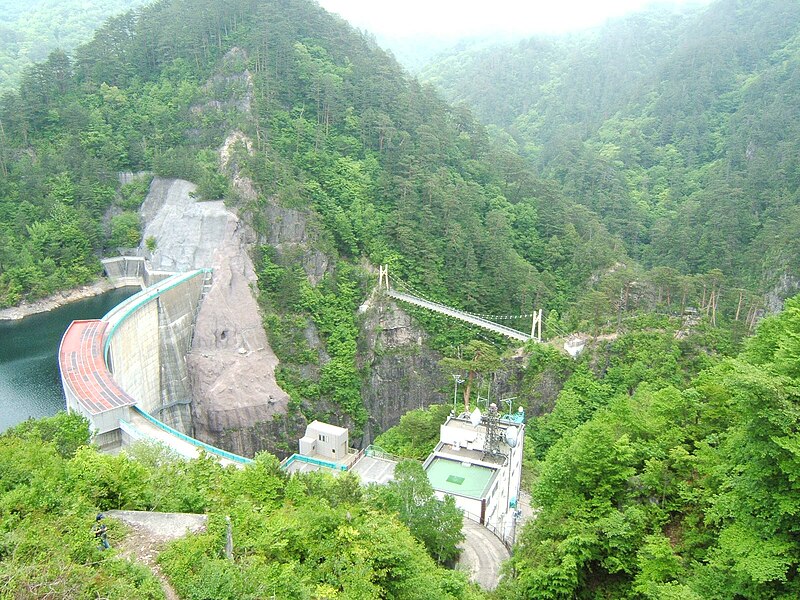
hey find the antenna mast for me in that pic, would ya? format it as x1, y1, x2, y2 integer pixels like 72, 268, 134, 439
482, 403, 505, 459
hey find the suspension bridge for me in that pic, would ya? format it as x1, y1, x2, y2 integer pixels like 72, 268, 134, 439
378, 265, 542, 343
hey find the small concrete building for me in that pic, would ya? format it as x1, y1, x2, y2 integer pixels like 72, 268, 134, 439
283, 421, 397, 483
299, 420, 349, 461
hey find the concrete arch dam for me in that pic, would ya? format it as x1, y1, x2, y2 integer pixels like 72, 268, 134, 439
58, 269, 251, 466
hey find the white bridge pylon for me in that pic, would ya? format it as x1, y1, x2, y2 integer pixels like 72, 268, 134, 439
378, 265, 542, 343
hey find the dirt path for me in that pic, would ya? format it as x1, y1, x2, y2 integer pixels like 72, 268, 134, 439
106, 510, 207, 600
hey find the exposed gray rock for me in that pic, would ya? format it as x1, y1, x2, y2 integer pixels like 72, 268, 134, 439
765, 273, 800, 313
260, 202, 331, 285
184, 210, 293, 457
139, 178, 231, 272
137, 176, 293, 457
358, 291, 448, 445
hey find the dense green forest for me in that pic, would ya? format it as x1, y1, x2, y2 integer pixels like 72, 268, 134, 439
498, 294, 800, 599
0, 0, 658, 431
2, 0, 800, 597
422, 0, 800, 304
372, 295, 800, 598
0, 0, 150, 95
1, 0, 772, 337
0, 414, 476, 598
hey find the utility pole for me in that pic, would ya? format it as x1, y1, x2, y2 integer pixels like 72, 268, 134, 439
452, 374, 464, 415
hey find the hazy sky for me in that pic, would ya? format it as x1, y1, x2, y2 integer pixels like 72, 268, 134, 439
317, 0, 709, 39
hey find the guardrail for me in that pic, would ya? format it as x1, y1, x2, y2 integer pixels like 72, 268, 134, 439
280, 453, 347, 471
364, 445, 404, 463
462, 510, 513, 551
102, 268, 211, 360
132, 406, 252, 465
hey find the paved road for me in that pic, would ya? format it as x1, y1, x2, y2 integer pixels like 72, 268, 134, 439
457, 517, 511, 590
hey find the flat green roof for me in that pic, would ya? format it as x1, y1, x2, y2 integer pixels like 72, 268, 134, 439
425, 457, 496, 499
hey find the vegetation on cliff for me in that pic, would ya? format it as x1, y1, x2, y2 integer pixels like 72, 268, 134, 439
494, 295, 800, 599
0, 0, 629, 429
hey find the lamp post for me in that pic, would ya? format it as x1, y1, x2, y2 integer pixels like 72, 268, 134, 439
452, 374, 464, 415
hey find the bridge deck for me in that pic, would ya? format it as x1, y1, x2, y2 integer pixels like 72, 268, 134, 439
387, 290, 531, 342
59, 320, 136, 415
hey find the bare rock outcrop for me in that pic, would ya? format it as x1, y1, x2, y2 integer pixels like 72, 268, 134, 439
358, 291, 447, 445
138, 176, 292, 457
186, 212, 292, 457
765, 273, 800, 314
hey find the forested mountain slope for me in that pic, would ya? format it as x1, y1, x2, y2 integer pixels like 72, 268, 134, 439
0, 0, 150, 95
495, 294, 800, 599
0, 0, 632, 440
422, 0, 800, 300
0, 0, 623, 314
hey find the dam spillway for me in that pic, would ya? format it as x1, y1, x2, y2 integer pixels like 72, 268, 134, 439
58, 269, 250, 465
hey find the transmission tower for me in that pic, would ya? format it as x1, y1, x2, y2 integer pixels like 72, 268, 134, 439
482, 403, 505, 459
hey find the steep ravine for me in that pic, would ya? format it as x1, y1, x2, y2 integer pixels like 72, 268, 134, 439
222, 130, 456, 448
358, 291, 448, 445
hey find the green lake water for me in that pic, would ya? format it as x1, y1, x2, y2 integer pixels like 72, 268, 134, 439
0, 287, 138, 432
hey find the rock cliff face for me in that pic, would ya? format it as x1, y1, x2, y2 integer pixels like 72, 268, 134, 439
357, 291, 448, 445
140, 179, 231, 272
765, 273, 800, 314
138, 176, 293, 457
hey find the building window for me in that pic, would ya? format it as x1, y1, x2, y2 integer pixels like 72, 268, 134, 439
319, 434, 327, 442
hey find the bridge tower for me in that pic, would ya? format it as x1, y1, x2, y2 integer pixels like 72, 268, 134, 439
378, 264, 390, 290
531, 309, 542, 343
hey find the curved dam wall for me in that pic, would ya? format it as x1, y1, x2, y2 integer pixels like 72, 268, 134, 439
104, 270, 208, 433
60, 270, 252, 465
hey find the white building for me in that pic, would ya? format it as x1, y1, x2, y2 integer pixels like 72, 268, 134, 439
298, 420, 349, 461
422, 405, 524, 540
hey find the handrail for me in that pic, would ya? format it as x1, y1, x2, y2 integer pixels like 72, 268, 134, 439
387, 289, 531, 342
103, 268, 211, 360
363, 444, 404, 463
343, 448, 365, 470
462, 509, 513, 551
132, 406, 252, 465
281, 453, 347, 471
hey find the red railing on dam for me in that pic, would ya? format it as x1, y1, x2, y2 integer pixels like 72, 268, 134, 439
57, 269, 251, 465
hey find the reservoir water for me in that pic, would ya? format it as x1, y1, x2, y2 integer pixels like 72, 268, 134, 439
0, 287, 138, 432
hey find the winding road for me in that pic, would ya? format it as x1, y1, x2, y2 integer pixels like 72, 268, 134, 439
457, 517, 511, 590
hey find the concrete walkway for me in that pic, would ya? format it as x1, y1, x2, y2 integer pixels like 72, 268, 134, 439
106, 510, 207, 537
107, 510, 208, 600
457, 517, 510, 590
123, 412, 243, 467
